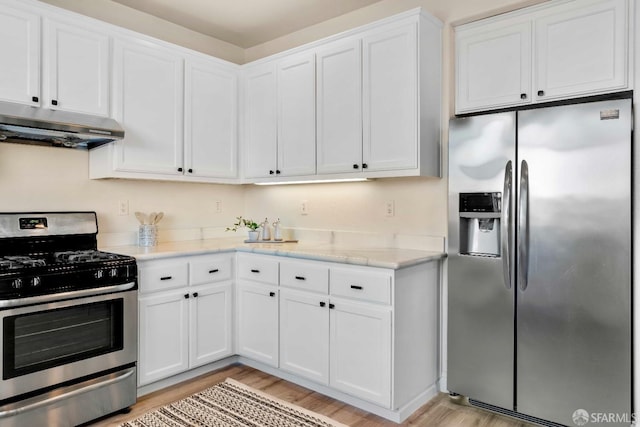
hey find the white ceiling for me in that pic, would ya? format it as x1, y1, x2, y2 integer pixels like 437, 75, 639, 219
111, 0, 386, 48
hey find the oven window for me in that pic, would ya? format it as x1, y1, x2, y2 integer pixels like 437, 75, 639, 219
3, 300, 124, 379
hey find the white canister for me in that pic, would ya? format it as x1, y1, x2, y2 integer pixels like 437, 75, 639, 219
138, 224, 157, 247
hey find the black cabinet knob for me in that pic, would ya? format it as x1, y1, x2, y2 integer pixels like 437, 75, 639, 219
276, 170, 281, 174
353, 164, 359, 169
188, 168, 193, 173
184, 294, 190, 299
178, 167, 183, 172
269, 291, 276, 297
537, 90, 545, 96
51, 99, 58, 106
193, 292, 198, 298
329, 303, 335, 309
32, 96, 39, 103
362, 163, 368, 169
269, 170, 275, 175
319, 301, 326, 307
520, 93, 527, 100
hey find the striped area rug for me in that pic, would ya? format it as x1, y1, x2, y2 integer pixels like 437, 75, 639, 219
120, 378, 348, 427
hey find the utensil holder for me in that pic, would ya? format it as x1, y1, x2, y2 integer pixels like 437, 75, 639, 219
138, 225, 157, 247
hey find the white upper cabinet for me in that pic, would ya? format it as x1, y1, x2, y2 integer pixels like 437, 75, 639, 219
243, 63, 278, 179
0, 6, 40, 106
456, 20, 532, 112
277, 52, 317, 177
112, 37, 184, 175
244, 10, 443, 183
534, 0, 628, 101
43, 18, 110, 116
455, 0, 629, 114
362, 22, 418, 172
184, 56, 238, 179
0, 3, 110, 115
316, 39, 363, 174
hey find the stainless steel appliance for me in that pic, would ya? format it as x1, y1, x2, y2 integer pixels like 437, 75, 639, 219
448, 96, 632, 426
0, 100, 124, 149
0, 212, 138, 427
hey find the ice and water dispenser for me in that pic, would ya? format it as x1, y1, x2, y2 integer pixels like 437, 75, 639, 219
458, 192, 501, 257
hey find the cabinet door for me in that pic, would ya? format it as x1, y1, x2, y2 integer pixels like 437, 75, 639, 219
185, 58, 238, 178
316, 39, 363, 174
236, 282, 279, 366
113, 38, 184, 174
279, 289, 329, 384
455, 21, 532, 113
277, 53, 316, 177
189, 283, 233, 368
534, 0, 628, 101
362, 23, 418, 172
138, 292, 189, 385
244, 64, 277, 178
43, 19, 110, 116
329, 299, 391, 407
0, 6, 40, 106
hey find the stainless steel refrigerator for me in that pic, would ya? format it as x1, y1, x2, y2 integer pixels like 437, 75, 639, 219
447, 96, 632, 426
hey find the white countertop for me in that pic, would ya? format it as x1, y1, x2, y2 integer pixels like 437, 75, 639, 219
102, 237, 445, 269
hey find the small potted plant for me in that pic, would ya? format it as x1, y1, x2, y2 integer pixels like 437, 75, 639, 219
226, 216, 260, 241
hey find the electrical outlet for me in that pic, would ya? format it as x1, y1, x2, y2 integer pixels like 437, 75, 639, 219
300, 200, 309, 216
384, 200, 395, 217
118, 200, 129, 216
215, 200, 222, 213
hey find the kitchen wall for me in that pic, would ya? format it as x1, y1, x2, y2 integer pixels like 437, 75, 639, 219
21, 0, 544, 249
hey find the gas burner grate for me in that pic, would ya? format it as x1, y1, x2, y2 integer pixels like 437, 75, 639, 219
54, 250, 122, 263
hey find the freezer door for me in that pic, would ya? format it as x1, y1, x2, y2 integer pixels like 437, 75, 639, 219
517, 99, 632, 426
447, 112, 516, 409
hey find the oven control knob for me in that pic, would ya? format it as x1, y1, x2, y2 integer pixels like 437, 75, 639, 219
95, 269, 104, 279
109, 268, 119, 278
31, 277, 41, 287
12, 278, 23, 289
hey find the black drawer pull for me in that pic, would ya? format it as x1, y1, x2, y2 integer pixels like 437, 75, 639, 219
350, 285, 363, 290
319, 301, 326, 307
537, 90, 545, 96
329, 303, 335, 309
250, 269, 260, 273
269, 291, 276, 297
184, 294, 190, 299
209, 269, 219, 274
160, 276, 172, 281
295, 276, 306, 281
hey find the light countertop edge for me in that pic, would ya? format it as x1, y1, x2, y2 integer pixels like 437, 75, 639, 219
102, 238, 447, 270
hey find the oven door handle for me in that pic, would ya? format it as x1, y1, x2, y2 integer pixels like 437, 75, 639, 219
0, 282, 136, 309
0, 367, 135, 419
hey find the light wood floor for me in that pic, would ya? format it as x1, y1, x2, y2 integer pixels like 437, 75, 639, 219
87, 364, 535, 427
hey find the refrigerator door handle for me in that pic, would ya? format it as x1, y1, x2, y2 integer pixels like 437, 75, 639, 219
518, 160, 530, 291
501, 161, 513, 289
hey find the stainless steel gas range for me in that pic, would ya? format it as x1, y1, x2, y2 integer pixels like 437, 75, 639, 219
0, 212, 138, 427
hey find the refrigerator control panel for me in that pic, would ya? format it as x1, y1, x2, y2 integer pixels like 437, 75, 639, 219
459, 192, 501, 213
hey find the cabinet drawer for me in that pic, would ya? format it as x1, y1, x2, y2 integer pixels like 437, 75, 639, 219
280, 260, 329, 294
237, 254, 279, 284
330, 269, 391, 304
190, 254, 233, 285
139, 260, 189, 293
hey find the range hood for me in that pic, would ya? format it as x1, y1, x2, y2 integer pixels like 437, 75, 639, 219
0, 101, 124, 149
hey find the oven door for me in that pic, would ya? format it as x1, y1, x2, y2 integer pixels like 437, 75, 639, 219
0, 289, 137, 401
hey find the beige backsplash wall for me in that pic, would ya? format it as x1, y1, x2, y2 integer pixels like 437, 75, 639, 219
2, 0, 544, 248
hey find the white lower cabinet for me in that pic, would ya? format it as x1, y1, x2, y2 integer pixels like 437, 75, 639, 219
138, 254, 234, 386
236, 282, 279, 366
329, 299, 391, 407
279, 288, 330, 384
137, 251, 439, 421
139, 290, 190, 385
